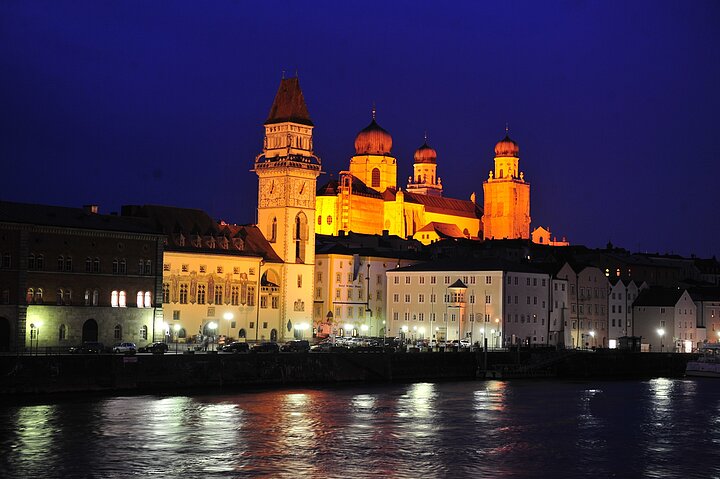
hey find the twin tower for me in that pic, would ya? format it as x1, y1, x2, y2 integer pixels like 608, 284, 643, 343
254, 77, 531, 259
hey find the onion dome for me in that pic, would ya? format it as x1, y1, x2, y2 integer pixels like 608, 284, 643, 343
354, 109, 392, 155
494, 133, 519, 158
414, 139, 437, 164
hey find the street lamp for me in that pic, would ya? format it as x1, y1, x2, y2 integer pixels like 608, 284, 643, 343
223, 312, 233, 344
208, 321, 218, 351
589, 330, 596, 349
401, 324, 409, 344
657, 328, 665, 352
173, 324, 181, 354
344, 323, 353, 337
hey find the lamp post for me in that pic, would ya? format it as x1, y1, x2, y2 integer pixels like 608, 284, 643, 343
208, 321, 218, 351
223, 312, 233, 344
495, 318, 500, 349
173, 324, 180, 354
401, 325, 409, 345
29, 323, 35, 355
490, 329, 496, 351
657, 328, 665, 352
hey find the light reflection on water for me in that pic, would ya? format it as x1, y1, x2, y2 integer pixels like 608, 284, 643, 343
1, 379, 719, 478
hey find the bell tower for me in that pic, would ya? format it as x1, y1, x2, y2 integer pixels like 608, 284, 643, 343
254, 76, 321, 341
482, 129, 531, 239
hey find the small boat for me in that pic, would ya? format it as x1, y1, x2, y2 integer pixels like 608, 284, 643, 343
686, 344, 720, 378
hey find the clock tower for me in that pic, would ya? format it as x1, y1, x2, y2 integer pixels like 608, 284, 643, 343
254, 76, 321, 340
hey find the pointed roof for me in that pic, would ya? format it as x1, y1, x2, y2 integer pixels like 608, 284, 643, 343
264, 77, 313, 126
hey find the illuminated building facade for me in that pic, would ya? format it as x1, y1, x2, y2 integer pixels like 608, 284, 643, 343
386, 259, 553, 347
120, 205, 284, 344
0, 201, 163, 352
313, 231, 422, 339
315, 111, 482, 244
482, 132, 531, 240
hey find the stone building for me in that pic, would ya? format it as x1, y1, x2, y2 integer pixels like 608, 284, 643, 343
0, 201, 164, 352
121, 205, 284, 344
633, 287, 696, 352
556, 262, 609, 348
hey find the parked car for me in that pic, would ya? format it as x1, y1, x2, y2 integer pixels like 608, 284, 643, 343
280, 340, 310, 352
251, 342, 279, 353
112, 342, 137, 354
138, 342, 169, 354
68, 342, 105, 354
221, 341, 249, 353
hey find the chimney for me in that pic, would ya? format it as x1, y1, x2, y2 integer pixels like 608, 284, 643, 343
83, 204, 99, 214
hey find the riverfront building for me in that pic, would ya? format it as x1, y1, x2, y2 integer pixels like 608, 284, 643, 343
0, 201, 164, 352
386, 259, 557, 347
633, 287, 696, 352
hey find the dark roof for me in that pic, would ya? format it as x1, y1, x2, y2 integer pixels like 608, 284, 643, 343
401, 191, 482, 219
264, 77, 313, 126
393, 258, 548, 274
633, 287, 686, 307
0, 201, 159, 235
121, 205, 282, 263
448, 279, 467, 289
416, 222, 465, 239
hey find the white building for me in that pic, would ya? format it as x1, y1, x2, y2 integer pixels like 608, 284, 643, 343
386, 259, 552, 347
633, 287, 696, 352
608, 279, 648, 347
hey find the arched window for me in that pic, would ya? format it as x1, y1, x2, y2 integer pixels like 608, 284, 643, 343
499, 169, 504, 179
112, 259, 119, 274
35, 288, 43, 304
140, 325, 148, 340
137, 291, 144, 308
294, 213, 308, 263
318, 215, 322, 225
92, 289, 99, 306
28, 254, 35, 270
114, 324, 122, 340
111, 290, 119, 307
239, 328, 246, 338
119, 259, 126, 274
59, 324, 67, 341
56, 289, 64, 305
178, 328, 186, 339
119, 291, 126, 307
84, 290, 91, 306
144, 292, 152, 308
93, 257, 100, 273
371, 168, 380, 187
85, 257, 92, 272
36, 255, 44, 270
270, 217, 277, 243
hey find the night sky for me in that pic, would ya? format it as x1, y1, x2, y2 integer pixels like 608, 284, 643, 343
2, 1, 719, 257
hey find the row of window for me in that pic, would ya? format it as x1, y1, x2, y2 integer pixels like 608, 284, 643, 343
507, 276, 547, 287
164, 283, 256, 307
571, 303, 606, 315
506, 313, 546, 326
391, 275, 494, 286
111, 291, 153, 308
167, 264, 254, 275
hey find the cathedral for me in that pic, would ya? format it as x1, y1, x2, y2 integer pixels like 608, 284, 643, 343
315, 110, 486, 244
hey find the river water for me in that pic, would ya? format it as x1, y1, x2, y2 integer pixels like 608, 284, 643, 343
1, 379, 718, 478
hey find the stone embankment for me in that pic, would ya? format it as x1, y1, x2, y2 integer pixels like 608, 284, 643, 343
0, 349, 697, 396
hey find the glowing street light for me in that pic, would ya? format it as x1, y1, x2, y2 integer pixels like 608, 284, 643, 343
344, 323, 353, 337
589, 330, 596, 349
360, 324, 369, 336
657, 328, 665, 352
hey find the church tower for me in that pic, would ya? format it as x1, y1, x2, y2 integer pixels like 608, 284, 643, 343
254, 76, 321, 339
349, 108, 397, 193
406, 135, 443, 197
482, 130, 531, 239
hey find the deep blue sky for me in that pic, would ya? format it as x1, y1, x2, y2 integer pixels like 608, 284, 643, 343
2, 1, 719, 257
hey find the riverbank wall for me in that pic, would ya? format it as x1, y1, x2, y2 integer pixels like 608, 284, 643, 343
0, 350, 698, 396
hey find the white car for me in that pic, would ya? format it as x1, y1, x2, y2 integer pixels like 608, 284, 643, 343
113, 342, 137, 354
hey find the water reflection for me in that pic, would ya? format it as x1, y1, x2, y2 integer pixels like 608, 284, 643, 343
1, 380, 719, 478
